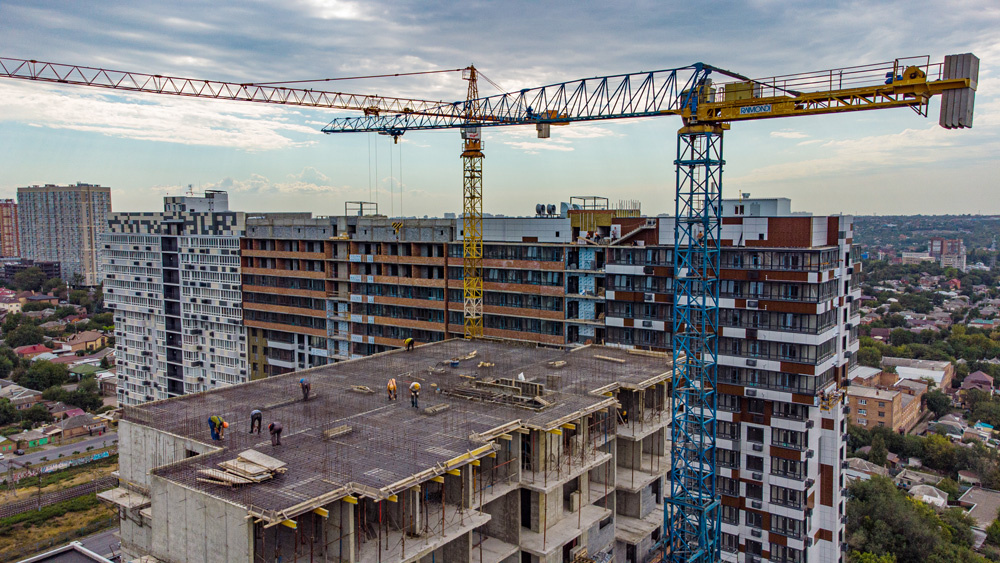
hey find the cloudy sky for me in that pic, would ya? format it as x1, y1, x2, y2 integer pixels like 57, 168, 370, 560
0, 1, 998, 217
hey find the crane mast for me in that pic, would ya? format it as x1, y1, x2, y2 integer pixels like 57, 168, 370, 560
461, 66, 485, 339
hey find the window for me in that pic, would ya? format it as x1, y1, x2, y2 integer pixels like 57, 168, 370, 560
859, 399, 867, 406
770, 485, 803, 509
858, 409, 867, 416
879, 412, 886, 418
721, 505, 739, 525
748, 398, 765, 414
770, 544, 804, 563
721, 533, 739, 553
746, 455, 764, 472
771, 457, 806, 480
719, 394, 741, 412
878, 421, 885, 427
745, 511, 763, 529
717, 448, 739, 469
773, 428, 806, 450
772, 515, 804, 539
859, 419, 867, 426
718, 476, 739, 496
746, 482, 763, 500
879, 402, 886, 408
747, 426, 764, 443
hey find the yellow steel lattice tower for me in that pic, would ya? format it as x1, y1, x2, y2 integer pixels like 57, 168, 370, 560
461, 66, 484, 338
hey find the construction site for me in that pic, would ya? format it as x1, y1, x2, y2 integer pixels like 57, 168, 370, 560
102, 339, 673, 563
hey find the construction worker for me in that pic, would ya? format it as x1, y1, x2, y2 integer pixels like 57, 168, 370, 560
208, 415, 228, 441
409, 381, 421, 408
387, 378, 397, 401
249, 409, 262, 434
269, 421, 283, 446
300, 378, 311, 401
404, 337, 415, 351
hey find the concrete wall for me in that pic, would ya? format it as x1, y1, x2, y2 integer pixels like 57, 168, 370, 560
484, 491, 520, 544
118, 420, 218, 489
150, 475, 250, 562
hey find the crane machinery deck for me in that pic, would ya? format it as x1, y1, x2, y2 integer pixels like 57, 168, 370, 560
0, 52, 980, 563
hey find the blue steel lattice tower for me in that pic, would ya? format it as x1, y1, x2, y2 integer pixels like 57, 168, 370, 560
666, 122, 724, 562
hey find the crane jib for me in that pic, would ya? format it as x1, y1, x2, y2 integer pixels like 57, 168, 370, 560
738, 104, 772, 115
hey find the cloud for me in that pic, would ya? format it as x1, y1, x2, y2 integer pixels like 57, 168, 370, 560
289, 0, 372, 21
770, 130, 808, 139
0, 81, 324, 151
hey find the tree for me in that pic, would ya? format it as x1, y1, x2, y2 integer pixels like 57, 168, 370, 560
18, 361, 69, 392
22, 403, 52, 425
859, 346, 883, 368
870, 434, 889, 467
925, 389, 952, 418
937, 477, 961, 501
42, 277, 64, 293
0, 398, 17, 426
99, 356, 111, 369
68, 289, 91, 307
846, 476, 942, 562
11, 267, 46, 291
940, 507, 975, 549
852, 553, 897, 563
4, 324, 45, 348
987, 519, 1000, 546
923, 433, 957, 471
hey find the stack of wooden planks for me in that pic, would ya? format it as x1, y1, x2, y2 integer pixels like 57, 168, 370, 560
196, 449, 288, 487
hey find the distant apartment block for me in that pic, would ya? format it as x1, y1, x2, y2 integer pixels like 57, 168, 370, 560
0, 199, 19, 257
17, 183, 111, 285
2, 259, 61, 283
103, 191, 258, 406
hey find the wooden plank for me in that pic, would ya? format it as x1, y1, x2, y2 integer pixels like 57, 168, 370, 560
323, 425, 353, 440
238, 450, 287, 471
594, 354, 626, 364
196, 469, 253, 485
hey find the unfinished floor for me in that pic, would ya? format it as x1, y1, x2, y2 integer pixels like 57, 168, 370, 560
111, 339, 674, 563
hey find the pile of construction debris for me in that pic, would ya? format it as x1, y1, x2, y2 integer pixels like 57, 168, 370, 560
197, 449, 287, 487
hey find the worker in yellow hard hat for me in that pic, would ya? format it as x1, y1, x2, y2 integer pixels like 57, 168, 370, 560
208, 415, 228, 441
404, 337, 415, 351
387, 378, 397, 401
409, 381, 421, 408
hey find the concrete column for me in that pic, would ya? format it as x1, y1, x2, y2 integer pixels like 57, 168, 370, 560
326, 499, 356, 563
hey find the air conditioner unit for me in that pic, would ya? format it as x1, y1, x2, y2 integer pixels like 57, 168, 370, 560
751, 500, 762, 509
752, 443, 763, 452
747, 299, 758, 308
746, 359, 757, 367
746, 389, 757, 397
847, 267, 854, 275
844, 350, 853, 358
644, 293, 655, 302
752, 472, 763, 480
805, 538, 813, 547
805, 420, 815, 429
643, 266, 654, 275
842, 460, 850, 469
751, 528, 762, 538
806, 450, 815, 459
642, 320, 653, 328
805, 479, 815, 489
845, 323, 852, 330
846, 295, 854, 303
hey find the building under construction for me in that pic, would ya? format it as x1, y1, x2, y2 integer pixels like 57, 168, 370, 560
102, 339, 674, 563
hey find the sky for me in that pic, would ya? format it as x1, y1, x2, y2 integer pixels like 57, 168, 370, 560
0, 0, 998, 218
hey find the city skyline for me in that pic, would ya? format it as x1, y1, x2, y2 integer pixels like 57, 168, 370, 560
0, 1, 997, 218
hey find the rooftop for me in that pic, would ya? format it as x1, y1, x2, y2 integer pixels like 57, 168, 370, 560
960, 487, 1000, 528
124, 339, 671, 523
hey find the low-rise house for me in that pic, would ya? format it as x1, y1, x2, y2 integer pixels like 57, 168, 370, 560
17, 291, 59, 306
97, 372, 117, 397
963, 371, 994, 393
45, 414, 107, 443
959, 487, 1000, 529
14, 343, 52, 359
870, 328, 891, 342
0, 435, 12, 454
69, 363, 102, 381
959, 470, 983, 486
39, 320, 68, 331
10, 428, 49, 449
64, 330, 108, 353
0, 382, 42, 410
0, 296, 22, 313
845, 457, 889, 483
932, 413, 967, 438
909, 484, 949, 508
895, 468, 942, 489
45, 401, 75, 419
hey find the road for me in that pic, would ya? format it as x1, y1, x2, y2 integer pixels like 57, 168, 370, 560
1, 432, 117, 472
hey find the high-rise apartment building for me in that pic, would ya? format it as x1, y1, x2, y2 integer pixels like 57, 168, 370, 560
603, 197, 858, 563
17, 183, 111, 285
0, 199, 20, 257
103, 191, 261, 406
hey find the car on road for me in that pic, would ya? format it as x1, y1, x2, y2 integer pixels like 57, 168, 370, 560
0, 452, 4, 460
14, 449, 24, 455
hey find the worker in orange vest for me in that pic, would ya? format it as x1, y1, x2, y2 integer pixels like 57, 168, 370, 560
387, 378, 397, 401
